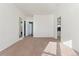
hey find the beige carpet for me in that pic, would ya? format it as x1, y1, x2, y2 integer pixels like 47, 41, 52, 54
0, 37, 79, 56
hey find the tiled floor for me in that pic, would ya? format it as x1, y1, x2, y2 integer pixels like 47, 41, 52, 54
0, 37, 79, 56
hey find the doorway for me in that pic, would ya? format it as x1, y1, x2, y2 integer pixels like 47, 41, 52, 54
24, 21, 26, 37
29, 22, 33, 36
57, 16, 61, 41
28, 22, 33, 37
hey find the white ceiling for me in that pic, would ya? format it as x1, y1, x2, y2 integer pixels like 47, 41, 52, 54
15, 3, 57, 16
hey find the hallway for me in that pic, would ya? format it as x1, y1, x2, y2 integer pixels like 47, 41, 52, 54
0, 37, 79, 56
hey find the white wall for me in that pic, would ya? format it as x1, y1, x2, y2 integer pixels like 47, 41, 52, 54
33, 14, 54, 37
54, 3, 79, 52
0, 4, 25, 51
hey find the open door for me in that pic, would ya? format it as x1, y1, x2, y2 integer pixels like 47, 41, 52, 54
19, 17, 23, 38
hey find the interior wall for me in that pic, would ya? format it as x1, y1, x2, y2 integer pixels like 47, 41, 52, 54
0, 4, 25, 51
55, 3, 79, 52
33, 14, 54, 37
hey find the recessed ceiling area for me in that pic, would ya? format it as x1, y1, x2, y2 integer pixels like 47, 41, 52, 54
15, 3, 57, 16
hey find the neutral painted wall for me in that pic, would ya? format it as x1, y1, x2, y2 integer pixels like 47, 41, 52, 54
0, 4, 25, 51
54, 3, 79, 52
33, 14, 54, 37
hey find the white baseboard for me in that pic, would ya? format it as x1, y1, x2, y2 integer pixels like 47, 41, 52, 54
0, 39, 19, 52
